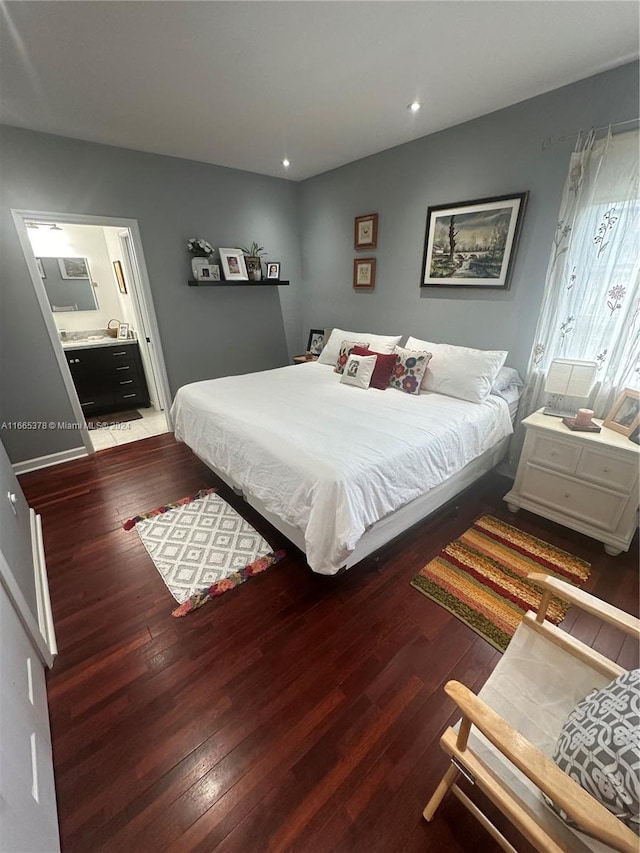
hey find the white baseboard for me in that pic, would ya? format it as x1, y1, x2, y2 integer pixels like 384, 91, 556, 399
13, 446, 88, 475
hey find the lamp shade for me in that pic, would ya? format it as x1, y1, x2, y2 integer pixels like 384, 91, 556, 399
544, 359, 598, 397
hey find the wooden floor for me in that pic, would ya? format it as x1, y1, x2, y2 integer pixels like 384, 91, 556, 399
20, 434, 639, 853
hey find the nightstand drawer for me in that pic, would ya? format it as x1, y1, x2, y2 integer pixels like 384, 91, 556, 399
521, 466, 626, 532
576, 448, 637, 493
529, 433, 581, 474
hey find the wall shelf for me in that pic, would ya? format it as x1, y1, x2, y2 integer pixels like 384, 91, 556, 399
188, 279, 289, 287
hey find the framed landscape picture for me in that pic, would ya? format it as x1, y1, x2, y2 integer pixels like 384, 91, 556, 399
58, 256, 90, 279
420, 192, 528, 289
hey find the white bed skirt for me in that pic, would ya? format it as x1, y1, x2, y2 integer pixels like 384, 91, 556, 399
199, 434, 510, 573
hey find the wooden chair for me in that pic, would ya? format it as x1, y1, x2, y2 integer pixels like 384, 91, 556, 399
423, 573, 640, 853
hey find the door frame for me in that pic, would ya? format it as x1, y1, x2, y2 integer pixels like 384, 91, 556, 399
12, 209, 173, 455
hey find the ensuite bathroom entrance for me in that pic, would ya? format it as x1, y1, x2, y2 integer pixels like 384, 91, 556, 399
14, 211, 172, 453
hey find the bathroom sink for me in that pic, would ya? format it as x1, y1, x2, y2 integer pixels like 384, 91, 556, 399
61, 336, 133, 350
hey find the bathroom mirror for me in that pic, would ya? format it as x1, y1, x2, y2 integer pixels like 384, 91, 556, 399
38, 256, 99, 312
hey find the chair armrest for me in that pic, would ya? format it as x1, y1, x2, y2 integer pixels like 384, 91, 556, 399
445, 680, 638, 853
528, 572, 640, 639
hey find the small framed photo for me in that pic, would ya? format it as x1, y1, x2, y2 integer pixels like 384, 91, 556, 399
218, 248, 248, 281
199, 265, 212, 280
307, 329, 325, 356
266, 262, 281, 280
36, 257, 46, 278
58, 257, 90, 279
603, 388, 640, 436
117, 322, 130, 341
354, 213, 378, 250
113, 260, 127, 294
353, 258, 376, 290
208, 264, 221, 281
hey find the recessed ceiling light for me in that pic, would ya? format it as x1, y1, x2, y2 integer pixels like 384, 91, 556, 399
408, 101, 421, 113
282, 158, 290, 168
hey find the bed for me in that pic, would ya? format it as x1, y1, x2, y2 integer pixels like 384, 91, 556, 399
171, 345, 516, 576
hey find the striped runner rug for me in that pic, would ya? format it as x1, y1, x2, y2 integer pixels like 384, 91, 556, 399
410, 515, 591, 652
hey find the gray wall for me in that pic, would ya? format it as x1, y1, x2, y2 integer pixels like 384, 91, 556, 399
0, 127, 302, 463
0, 437, 38, 618
1, 62, 637, 465
297, 62, 639, 375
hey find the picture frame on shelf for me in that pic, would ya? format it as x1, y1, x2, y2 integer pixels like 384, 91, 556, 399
218, 248, 249, 281
307, 329, 326, 356
420, 192, 528, 289
208, 264, 221, 281
58, 257, 90, 279
266, 262, 281, 280
113, 260, 127, 294
36, 258, 46, 278
353, 258, 376, 290
354, 213, 378, 250
117, 322, 130, 341
603, 388, 640, 437
198, 265, 212, 280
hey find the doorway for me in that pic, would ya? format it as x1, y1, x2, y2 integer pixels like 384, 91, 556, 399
12, 210, 172, 455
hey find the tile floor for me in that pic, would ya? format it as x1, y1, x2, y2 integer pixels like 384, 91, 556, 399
89, 407, 169, 450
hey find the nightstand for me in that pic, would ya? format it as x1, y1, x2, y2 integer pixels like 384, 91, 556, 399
293, 355, 318, 364
504, 409, 640, 555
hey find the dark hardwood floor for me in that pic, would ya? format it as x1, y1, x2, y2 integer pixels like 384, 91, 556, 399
20, 434, 639, 853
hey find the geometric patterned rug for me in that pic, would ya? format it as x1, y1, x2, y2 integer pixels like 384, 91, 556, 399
410, 514, 591, 652
124, 488, 285, 617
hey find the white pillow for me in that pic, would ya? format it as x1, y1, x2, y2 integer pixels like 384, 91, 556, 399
340, 354, 377, 389
405, 337, 507, 403
492, 366, 524, 393
318, 328, 402, 364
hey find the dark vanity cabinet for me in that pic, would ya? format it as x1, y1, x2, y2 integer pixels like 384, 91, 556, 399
65, 343, 150, 417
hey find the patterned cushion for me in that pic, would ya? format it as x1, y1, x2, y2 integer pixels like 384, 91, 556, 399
340, 354, 377, 389
547, 668, 640, 835
334, 340, 369, 374
351, 346, 397, 390
389, 346, 432, 395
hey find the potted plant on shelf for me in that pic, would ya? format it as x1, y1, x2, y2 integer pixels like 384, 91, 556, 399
187, 237, 214, 280
241, 242, 267, 282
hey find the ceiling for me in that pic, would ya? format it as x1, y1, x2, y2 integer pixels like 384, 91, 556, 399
1, 1, 638, 181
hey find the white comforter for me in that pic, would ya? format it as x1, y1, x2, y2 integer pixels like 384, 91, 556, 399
171, 362, 513, 575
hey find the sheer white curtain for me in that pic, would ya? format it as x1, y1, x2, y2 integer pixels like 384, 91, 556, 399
518, 128, 640, 428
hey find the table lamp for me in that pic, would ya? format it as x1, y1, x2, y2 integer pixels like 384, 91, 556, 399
543, 358, 598, 417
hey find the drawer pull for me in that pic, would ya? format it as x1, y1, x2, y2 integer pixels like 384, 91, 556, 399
80, 401, 95, 406
123, 393, 137, 398
116, 366, 130, 371
113, 351, 128, 356
120, 380, 133, 385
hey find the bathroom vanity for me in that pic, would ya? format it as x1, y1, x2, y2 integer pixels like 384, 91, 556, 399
63, 338, 150, 417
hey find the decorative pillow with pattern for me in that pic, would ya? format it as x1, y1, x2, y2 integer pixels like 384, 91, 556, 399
546, 668, 640, 835
351, 346, 397, 390
334, 340, 369, 374
340, 354, 377, 389
389, 346, 432, 395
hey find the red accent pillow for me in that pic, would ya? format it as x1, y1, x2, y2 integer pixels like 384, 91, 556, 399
352, 346, 396, 390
